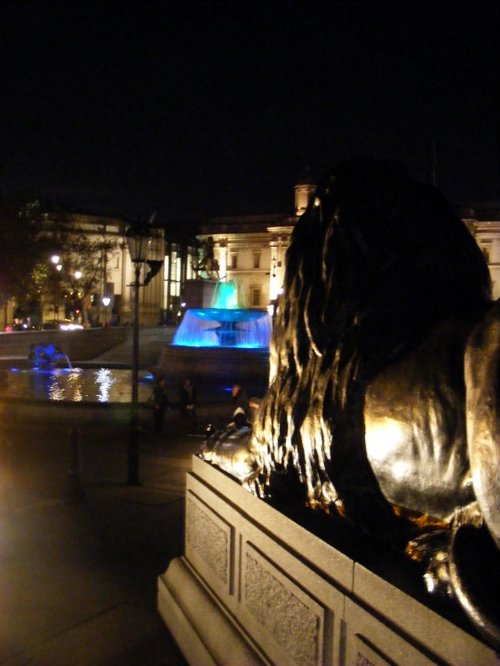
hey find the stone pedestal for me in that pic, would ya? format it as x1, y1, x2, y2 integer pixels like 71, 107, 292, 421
183, 279, 218, 308
157, 346, 269, 391
158, 456, 499, 666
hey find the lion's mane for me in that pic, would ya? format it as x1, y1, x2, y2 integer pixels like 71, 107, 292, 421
251, 159, 491, 534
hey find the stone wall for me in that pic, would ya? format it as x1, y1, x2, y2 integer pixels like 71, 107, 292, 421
0, 328, 130, 362
158, 457, 499, 666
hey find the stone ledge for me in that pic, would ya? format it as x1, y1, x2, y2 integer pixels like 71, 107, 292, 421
158, 457, 500, 666
158, 557, 266, 666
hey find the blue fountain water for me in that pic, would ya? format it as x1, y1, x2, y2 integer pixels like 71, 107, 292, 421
211, 281, 238, 309
29, 343, 73, 369
172, 308, 271, 348
172, 281, 272, 348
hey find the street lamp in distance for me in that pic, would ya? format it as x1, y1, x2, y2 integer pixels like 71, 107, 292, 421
125, 223, 152, 486
102, 296, 111, 328
51, 255, 63, 324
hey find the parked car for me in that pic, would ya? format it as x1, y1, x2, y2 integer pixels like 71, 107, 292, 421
4, 319, 36, 332
42, 320, 84, 331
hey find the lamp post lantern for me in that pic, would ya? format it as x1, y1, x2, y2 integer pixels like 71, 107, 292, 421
51, 255, 62, 325
125, 223, 152, 485
102, 296, 111, 328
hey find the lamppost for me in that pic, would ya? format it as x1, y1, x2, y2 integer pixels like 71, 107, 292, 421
51, 254, 62, 325
125, 223, 152, 485
72, 270, 83, 324
102, 296, 111, 328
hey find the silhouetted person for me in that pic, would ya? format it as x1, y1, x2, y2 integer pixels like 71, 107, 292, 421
231, 383, 260, 421
151, 377, 170, 433
229, 407, 251, 430
180, 377, 197, 422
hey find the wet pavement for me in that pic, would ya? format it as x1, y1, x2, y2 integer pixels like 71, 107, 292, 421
0, 409, 202, 664
0, 329, 248, 664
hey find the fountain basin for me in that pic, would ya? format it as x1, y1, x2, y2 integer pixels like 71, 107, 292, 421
0, 367, 153, 403
0, 366, 156, 428
172, 308, 271, 349
157, 346, 269, 394
165, 281, 272, 388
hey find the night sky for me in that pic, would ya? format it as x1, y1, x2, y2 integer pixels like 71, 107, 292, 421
1, 1, 498, 222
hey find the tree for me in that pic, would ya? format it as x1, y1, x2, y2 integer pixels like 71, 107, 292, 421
52, 232, 119, 325
0, 197, 45, 321
0, 200, 119, 323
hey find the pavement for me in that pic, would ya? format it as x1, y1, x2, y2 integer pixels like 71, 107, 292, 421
0, 337, 226, 665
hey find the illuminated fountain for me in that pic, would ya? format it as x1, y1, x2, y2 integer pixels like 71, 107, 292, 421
159, 280, 271, 389
29, 343, 73, 369
6, 343, 152, 404
172, 281, 271, 349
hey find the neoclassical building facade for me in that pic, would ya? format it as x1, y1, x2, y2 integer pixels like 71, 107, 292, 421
6, 186, 497, 332
188, 177, 316, 313
186, 183, 500, 315
461, 202, 500, 299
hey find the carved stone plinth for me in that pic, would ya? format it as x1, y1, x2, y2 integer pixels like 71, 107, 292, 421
157, 456, 499, 666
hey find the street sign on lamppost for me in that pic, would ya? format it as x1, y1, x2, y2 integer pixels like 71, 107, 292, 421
125, 222, 152, 486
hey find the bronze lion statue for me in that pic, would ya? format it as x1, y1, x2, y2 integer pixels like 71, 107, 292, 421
201, 159, 500, 649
